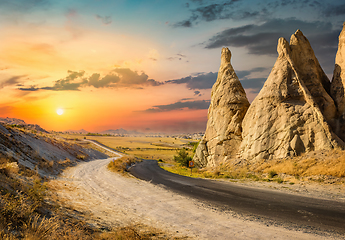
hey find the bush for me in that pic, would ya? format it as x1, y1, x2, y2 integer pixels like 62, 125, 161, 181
188, 141, 200, 153
173, 148, 192, 167
76, 154, 86, 160
107, 156, 141, 174
275, 178, 284, 184
268, 170, 278, 178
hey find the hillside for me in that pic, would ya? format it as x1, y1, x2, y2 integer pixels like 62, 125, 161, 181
0, 122, 107, 176
0, 122, 116, 239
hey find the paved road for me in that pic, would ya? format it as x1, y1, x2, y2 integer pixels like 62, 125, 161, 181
130, 160, 345, 235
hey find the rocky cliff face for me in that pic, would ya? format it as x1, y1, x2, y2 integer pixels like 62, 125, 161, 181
239, 33, 342, 161
331, 22, 345, 141
193, 48, 249, 167
194, 24, 345, 167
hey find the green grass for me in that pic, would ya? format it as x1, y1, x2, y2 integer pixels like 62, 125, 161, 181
160, 163, 204, 178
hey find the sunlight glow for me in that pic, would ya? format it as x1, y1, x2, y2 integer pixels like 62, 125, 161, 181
56, 108, 64, 115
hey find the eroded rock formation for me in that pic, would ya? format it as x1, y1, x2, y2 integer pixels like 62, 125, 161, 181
239, 32, 342, 161
193, 48, 250, 167
331, 22, 345, 141
194, 25, 345, 167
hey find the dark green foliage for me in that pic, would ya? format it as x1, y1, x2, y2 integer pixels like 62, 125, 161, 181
174, 148, 192, 167
188, 141, 200, 153
268, 170, 278, 178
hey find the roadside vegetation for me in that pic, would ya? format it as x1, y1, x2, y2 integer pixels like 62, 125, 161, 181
173, 148, 192, 168
107, 155, 142, 175
160, 147, 345, 185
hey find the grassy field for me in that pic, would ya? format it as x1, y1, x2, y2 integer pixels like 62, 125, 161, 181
60, 134, 197, 161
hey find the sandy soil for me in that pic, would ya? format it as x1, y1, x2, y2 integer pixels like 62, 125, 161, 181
50, 142, 344, 239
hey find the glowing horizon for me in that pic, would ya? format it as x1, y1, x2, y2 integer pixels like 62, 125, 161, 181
0, 0, 344, 133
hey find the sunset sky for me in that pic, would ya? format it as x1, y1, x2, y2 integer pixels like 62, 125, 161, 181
0, 0, 344, 133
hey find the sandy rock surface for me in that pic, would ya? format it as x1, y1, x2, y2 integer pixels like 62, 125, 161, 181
193, 47, 249, 168
331, 22, 345, 141
239, 32, 342, 161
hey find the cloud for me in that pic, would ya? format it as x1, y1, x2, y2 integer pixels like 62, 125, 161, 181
205, 19, 332, 51
40, 70, 87, 91
237, 68, 268, 93
18, 86, 40, 91
88, 73, 119, 88
144, 100, 210, 112
194, 90, 201, 96
165, 67, 268, 93
18, 68, 162, 91
240, 78, 266, 93
167, 53, 187, 61
111, 68, 162, 87
166, 72, 217, 89
1, 75, 26, 89
95, 14, 112, 25
204, 18, 341, 74
173, 0, 248, 27
322, 3, 345, 17
174, 15, 198, 28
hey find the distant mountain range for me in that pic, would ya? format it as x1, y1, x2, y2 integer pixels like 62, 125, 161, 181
65, 129, 89, 134
100, 128, 143, 135
64, 128, 143, 135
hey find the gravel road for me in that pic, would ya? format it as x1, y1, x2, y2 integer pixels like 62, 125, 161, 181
52, 153, 342, 239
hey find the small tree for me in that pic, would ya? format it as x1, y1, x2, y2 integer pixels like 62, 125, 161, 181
174, 148, 192, 167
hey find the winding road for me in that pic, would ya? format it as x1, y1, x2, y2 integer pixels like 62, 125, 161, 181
130, 160, 345, 236
56, 141, 344, 239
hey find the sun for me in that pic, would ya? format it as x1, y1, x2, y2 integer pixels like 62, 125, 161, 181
56, 108, 64, 115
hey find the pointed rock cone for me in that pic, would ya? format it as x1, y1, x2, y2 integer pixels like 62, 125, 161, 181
331, 22, 345, 141
290, 30, 337, 125
193, 48, 250, 168
239, 34, 343, 161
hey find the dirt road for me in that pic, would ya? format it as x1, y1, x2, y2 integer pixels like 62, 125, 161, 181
53, 151, 340, 239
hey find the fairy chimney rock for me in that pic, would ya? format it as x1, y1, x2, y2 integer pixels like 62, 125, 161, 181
331, 22, 345, 141
193, 47, 250, 167
239, 30, 342, 161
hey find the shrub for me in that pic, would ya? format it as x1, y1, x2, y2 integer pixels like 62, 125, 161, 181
76, 154, 86, 160
188, 141, 200, 153
23, 215, 59, 240
275, 178, 284, 184
107, 156, 141, 174
173, 148, 192, 167
28, 179, 47, 205
268, 170, 278, 178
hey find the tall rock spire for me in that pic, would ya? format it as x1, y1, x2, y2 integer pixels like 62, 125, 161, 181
239, 31, 343, 161
193, 47, 250, 167
290, 30, 336, 124
331, 22, 345, 141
